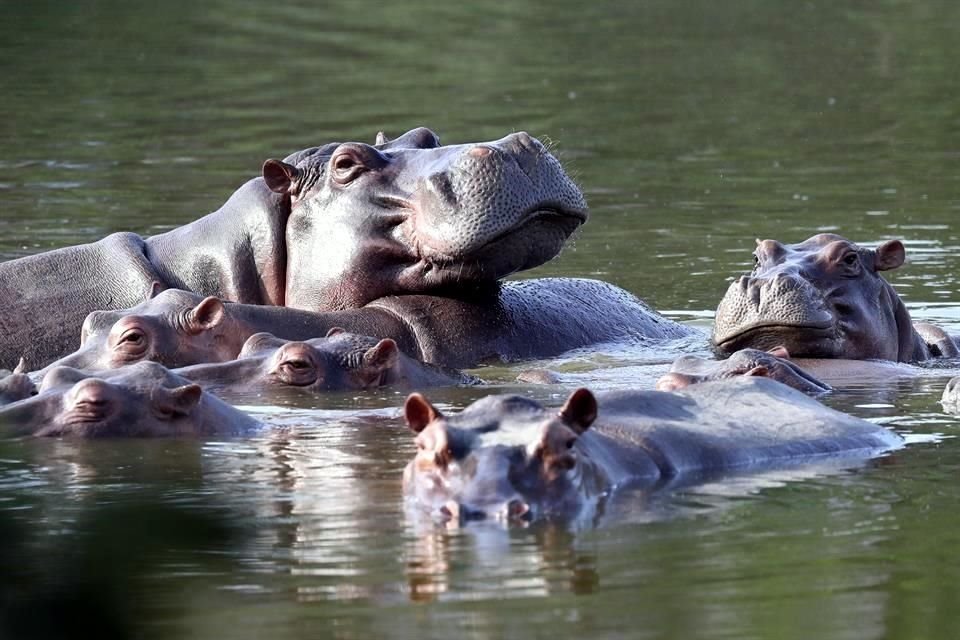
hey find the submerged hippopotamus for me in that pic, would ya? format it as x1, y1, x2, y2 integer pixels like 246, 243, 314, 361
0, 128, 589, 369
44, 279, 692, 374
402, 377, 903, 524
0, 362, 260, 438
713, 234, 958, 362
656, 347, 831, 394
174, 330, 478, 395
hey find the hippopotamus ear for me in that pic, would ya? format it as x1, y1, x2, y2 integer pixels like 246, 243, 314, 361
187, 297, 226, 335
404, 392, 443, 433
364, 339, 399, 370
147, 281, 166, 300
13, 357, 26, 375
262, 159, 301, 196
157, 384, 203, 418
874, 239, 906, 272
375, 131, 390, 146
558, 388, 597, 434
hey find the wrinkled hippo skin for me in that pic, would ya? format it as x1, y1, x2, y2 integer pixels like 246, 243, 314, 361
402, 377, 903, 524
0, 362, 260, 438
713, 234, 959, 362
657, 347, 831, 394
0, 128, 587, 370
174, 330, 479, 395
45, 280, 694, 373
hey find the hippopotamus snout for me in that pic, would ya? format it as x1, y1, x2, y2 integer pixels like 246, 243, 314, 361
407, 131, 587, 273
714, 270, 835, 355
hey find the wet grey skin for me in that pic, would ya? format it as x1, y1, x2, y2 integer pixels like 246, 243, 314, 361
0, 128, 587, 370
657, 347, 831, 394
0, 361, 260, 438
402, 377, 903, 526
173, 330, 480, 395
42, 278, 694, 375
713, 233, 960, 362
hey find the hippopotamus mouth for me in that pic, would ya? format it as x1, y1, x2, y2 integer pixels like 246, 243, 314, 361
63, 402, 111, 425
401, 202, 588, 282
714, 322, 838, 356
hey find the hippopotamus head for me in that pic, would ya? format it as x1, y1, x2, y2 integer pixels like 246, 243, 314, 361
0, 361, 259, 437
43, 289, 242, 374
402, 388, 602, 524
178, 329, 409, 393
263, 127, 588, 310
713, 234, 917, 361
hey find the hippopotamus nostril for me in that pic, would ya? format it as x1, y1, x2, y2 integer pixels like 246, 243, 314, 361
468, 145, 494, 159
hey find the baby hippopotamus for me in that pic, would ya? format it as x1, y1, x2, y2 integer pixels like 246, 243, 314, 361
402, 377, 903, 525
174, 329, 479, 395
0, 361, 260, 438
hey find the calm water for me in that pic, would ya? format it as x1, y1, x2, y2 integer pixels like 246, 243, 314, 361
2, 1, 960, 638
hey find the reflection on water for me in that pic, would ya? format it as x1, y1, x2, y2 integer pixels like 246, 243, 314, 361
3, 0, 960, 638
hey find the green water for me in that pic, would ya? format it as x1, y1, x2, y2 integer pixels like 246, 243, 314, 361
2, 1, 960, 638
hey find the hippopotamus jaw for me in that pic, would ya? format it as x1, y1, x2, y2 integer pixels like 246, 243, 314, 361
713, 322, 840, 358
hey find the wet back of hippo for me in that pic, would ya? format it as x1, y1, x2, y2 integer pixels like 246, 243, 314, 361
592, 377, 903, 477
0, 233, 160, 370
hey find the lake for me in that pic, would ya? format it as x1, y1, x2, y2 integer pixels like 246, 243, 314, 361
2, 1, 960, 638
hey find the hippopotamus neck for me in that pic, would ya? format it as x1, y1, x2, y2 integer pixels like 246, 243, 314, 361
888, 286, 935, 362
144, 179, 289, 305
575, 428, 663, 488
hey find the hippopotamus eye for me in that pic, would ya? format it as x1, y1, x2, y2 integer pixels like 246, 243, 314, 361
116, 328, 146, 350
842, 252, 859, 266
565, 438, 576, 450
330, 144, 385, 185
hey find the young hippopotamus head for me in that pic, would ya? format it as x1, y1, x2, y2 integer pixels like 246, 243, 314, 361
713, 234, 946, 362
657, 347, 831, 394
403, 389, 604, 525
175, 329, 476, 394
0, 361, 259, 438
265, 127, 588, 310
42, 289, 245, 374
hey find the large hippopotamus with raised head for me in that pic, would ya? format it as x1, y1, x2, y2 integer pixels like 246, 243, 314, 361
712, 234, 958, 362
0, 128, 605, 369
0, 362, 260, 438
401, 377, 903, 524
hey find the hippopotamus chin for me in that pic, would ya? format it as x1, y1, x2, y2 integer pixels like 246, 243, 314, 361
402, 378, 902, 526
712, 233, 959, 362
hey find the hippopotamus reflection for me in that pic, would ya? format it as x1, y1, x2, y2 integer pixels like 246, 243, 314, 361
174, 330, 478, 395
713, 234, 958, 361
0, 362, 259, 438
402, 377, 903, 525
45, 280, 691, 374
0, 128, 590, 369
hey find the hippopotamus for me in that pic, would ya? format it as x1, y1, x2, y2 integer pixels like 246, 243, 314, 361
0, 362, 260, 438
402, 377, 903, 524
43, 280, 693, 373
173, 330, 478, 395
0, 128, 588, 370
713, 234, 959, 362
656, 347, 831, 394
